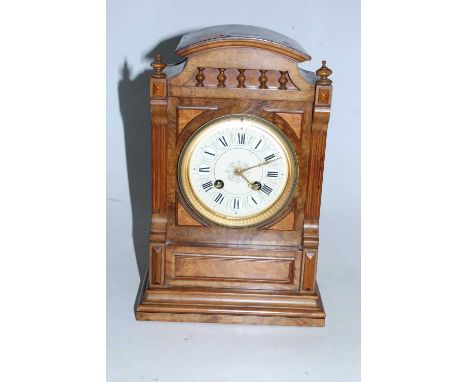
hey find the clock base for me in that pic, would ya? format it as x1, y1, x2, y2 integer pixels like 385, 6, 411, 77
135, 270, 326, 327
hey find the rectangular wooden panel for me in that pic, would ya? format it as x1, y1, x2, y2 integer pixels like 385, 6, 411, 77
165, 97, 309, 250
175, 255, 293, 282
165, 245, 301, 291
150, 77, 167, 99
316, 87, 332, 105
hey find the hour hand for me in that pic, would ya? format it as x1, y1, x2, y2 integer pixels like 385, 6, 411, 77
238, 172, 253, 186
240, 174, 262, 191
235, 169, 261, 190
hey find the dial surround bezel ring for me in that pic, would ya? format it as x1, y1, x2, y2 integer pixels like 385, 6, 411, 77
177, 114, 299, 228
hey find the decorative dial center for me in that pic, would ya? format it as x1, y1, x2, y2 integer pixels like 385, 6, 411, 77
215, 149, 262, 192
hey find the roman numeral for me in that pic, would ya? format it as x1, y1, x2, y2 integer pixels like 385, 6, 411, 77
218, 136, 228, 147
254, 139, 262, 149
267, 171, 278, 177
214, 193, 224, 204
204, 150, 215, 156
199, 167, 210, 173
261, 184, 273, 195
232, 198, 240, 209
202, 181, 213, 192
250, 195, 258, 205
264, 153, 275, 161
237, 132, 246, 144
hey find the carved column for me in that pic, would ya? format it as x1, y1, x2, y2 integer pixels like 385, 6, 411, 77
195, 67, 205, 87
258, 70, 268, 89
237, 69, 246, 88
149, 53, 168, 288
278, 71, 288, 90
217, 68, 226, 87
302, 60, 333, 293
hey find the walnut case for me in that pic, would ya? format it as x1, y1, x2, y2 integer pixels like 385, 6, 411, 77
136, 25, 333, 326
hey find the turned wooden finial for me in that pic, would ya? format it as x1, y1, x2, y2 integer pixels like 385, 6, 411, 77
151, 53, 167, 78
316, 60, 332, 85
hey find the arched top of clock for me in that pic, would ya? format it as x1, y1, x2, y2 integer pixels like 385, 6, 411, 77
176, 25, 311, 62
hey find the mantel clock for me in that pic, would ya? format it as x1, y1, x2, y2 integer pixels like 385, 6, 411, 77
136, 25, 333, 326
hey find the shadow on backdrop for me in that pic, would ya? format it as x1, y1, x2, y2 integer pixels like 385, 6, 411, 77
117, 32, 189, 301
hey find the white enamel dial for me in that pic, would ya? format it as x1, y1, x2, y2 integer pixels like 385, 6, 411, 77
178, 115, 298, 227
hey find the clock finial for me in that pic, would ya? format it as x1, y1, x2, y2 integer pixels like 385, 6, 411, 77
151, 53, 167, 78
316, 60, 332, 85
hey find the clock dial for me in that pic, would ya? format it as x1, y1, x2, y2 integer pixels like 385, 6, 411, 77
178, 114, 298, 227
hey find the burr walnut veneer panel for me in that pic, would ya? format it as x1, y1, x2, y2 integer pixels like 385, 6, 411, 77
165, 245, 301, 291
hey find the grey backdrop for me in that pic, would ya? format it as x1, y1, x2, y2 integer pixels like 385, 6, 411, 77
107, 0, 360, 381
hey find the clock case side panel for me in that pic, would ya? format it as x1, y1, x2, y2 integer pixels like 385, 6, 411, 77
147, 68, 169, 288
166, 97, 313, 250
301, 73, 333, 294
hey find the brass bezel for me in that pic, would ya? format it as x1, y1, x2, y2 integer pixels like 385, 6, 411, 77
177, 114, 298, 228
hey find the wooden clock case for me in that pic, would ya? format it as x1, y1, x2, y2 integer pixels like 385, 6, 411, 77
136, 25, 333, 326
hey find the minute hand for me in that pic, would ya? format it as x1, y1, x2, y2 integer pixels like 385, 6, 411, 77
239, 157, 280, 173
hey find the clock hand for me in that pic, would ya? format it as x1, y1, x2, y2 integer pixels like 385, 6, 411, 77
239, 157, 280, 173
234, 168, 262, 190
238, 172, 254, 186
